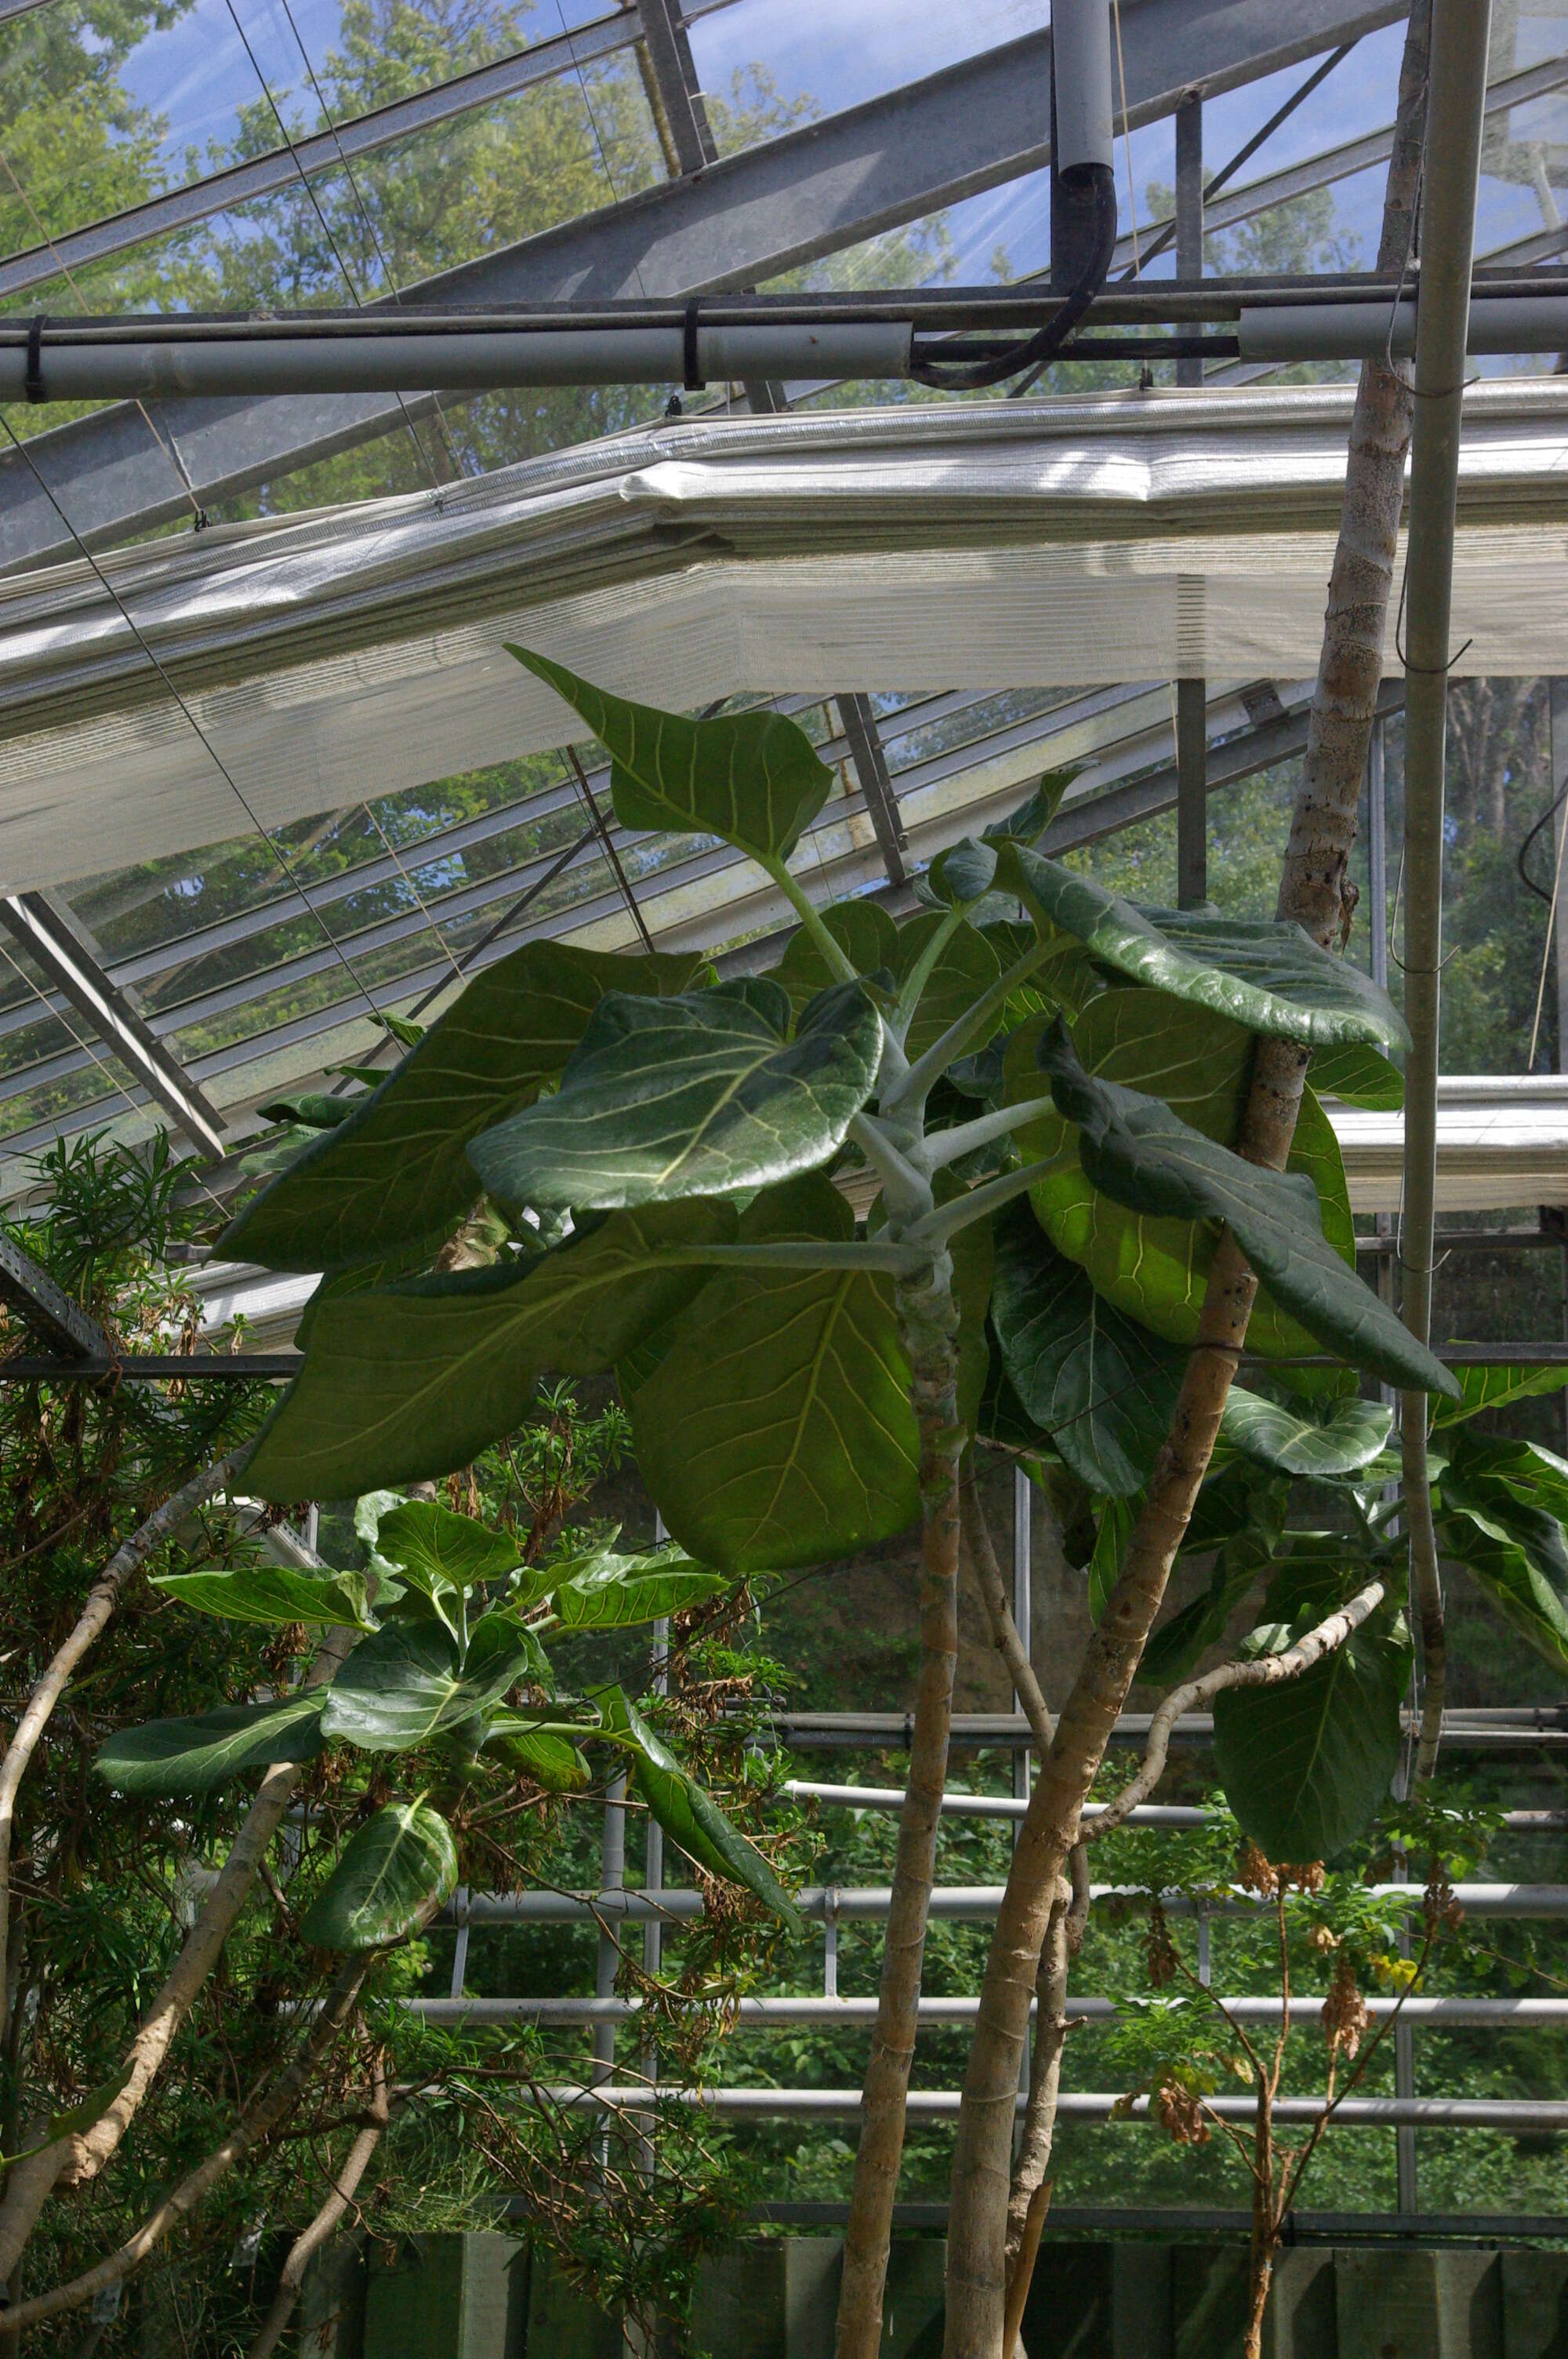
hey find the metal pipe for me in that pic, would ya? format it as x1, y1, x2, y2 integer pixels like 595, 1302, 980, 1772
519, 2086, 1568, 2131
0, 322, 913, 401
403, 1994, 1568, 2028
1053, 0, 1114, 172
446, 1881, 1568, 1925
785, 1783, 1568, 1830
765, 1707, 1568, 1750
1400, 0, 1494, 1788
1239, 293, 1568, 356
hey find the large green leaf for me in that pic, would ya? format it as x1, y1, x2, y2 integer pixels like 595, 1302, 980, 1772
1088, 1494, 1137, 1623
987, 840, 1408, 1050
1220, 1390, 1394, 1478
774, 900, 900, 1011
550, 1541, 729, 1630
483, 1714, 593, 1790
94, 1692, 327, 1796
1437, 1435, 1568, 1670
1433, 1363, 1568, 1429
604, 1687, 803, 1934
1036, 1020, 1457, 1399
1214, 1615, 1411, 1861
320, 1618, 544, 1753
152, 1565, 375, 1631
1008, 993, 1352, 1372
1139, 1555, 1260, 1688
896, 915, 1004, 1061
630, 1173, 920, 1571
249, 1199, 735, 1500
376, 1503, 522, 1592
510, 649, 833, 861
299, 1801, 459, 1950
220, 940, 702, 1271
468, 981, 881, 1212
1308, 1042, 1406, 1109
989, 1204, 1184, 1499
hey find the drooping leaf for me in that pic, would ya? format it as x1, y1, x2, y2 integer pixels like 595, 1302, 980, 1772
509, 648, 833, 861
1219, 1390, 1394, 1478
248, 1200, 736, 1500
773, 900, 901, 1010
299, 1801, 459, 1950
603, 1686, 803, 1935
1008, 994, 1352, 1376
1436, 1435, 1568, 1670
993, 841, 1409, 1050
256, 1092, 366, 1130
484, 1721, 593, 1791
549, 1543, 730, 1630
319, 1618, 545, 1754
94, 1692, 327, 1796
468, 981, 881, 1213
1088, 1494, 1137, 1624
1036, 1020, 1457, 1398
630, 1173, 920, 1571
1432, 1362, 1568, 1429
220, 940, 702, 1271
152, 1565, 376, 1632
1307, 1042, 1406, 1109
295, 1234, 458, 1350
1214, 1613, 1411, 1861
989, 1204, 1184, 1499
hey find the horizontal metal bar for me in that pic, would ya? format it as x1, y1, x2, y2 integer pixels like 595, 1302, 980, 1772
0, 1354, 296, 1381
768, 1710, 1568, 1752
1240, 295, 1568, 361
405, 1994, 1568, 2028
447, 1882, 1568, 1925
520, 2085, 1568, 2130
748, 2201, 1568, 2241
785, 1782, 1568, 1833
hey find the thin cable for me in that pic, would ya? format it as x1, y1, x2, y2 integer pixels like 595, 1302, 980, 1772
1528, 793, 1568, 1069
0, 146, 206, 526
566, 748, 656, 952
0, 412, 388, 1039
221, 0, 447, 493
268, 0, 467, 481
358, 801, 465, 989
1111, 0, 1140, 278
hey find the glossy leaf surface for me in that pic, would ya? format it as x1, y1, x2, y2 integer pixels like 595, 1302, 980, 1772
550, 1543, 729, 1630
320, 1618, 543, 1753
299, 1801, 459, 1950
221, 941, 700, 1271
468, 982, 881, 1212
1214, 1616, 1410, 1861
1219, 1390, 1394, 1478
153, 1565, 375, 1631
989, 1204, 1183, 1498
1037, 1022, 1457, 1398
94, 1692, 327, 1796
249, 1200, 735, 1499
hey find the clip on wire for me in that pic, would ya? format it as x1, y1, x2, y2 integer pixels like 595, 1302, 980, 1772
24, 315, 44, 405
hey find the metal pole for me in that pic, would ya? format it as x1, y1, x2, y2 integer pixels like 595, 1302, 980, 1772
1175, 91, 1204, 387
1012, 1467, 1033, 1808
593, 1773, 629, 2081
1399, 0, 1494, 1784
1176, 678, 1208, 906
1368, 717, 1388, 994
1551, 685, 1568, 1452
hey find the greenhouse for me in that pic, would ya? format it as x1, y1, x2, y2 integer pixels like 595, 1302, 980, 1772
6, 0, 1568, 2352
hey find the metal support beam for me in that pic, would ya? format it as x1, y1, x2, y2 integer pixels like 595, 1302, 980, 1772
1175, 90, 1205, 387
836, 696, 909, 887
0, 894, 225, 1161
0, 0, 1403, 570
636, 0, 715, 176
0, 1234, 110, 1361
1175, 678, 1208, 905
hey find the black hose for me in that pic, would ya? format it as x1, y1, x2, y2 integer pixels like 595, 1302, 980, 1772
908, 165, 1118, 393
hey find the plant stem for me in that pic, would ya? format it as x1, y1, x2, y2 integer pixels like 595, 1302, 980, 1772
883, 942, 1054, 1117
923, 1098, 1054, 1173
834, 1259, 961, 2359
764, 858, 861, 987
905, 1161, 1057, 1252
246, 2057, 389, 2359
889, 906, 967, 1043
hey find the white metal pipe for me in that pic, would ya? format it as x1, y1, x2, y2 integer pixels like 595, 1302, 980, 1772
520, 2086, 1568, 2131
448, 1881, 1568, 1925
0, 322, 913, 400
1238, 293, 1568, 358
401, 1994, 1568, 2028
